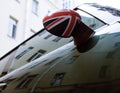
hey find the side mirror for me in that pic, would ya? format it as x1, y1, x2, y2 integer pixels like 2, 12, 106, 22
72, 21, 95, 46
42, 9, 95, 52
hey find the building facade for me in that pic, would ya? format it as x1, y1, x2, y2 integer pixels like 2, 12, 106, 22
0, 0, 59, 57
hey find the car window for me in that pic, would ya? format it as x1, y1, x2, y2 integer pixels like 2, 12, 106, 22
76, 10, 106, 31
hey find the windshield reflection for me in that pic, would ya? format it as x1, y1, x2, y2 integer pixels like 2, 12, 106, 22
76, 9, 105, 31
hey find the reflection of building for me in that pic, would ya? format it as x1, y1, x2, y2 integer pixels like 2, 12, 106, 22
51, 73, 65, 86
6, 31, 72, 72
49, 0, 76, 9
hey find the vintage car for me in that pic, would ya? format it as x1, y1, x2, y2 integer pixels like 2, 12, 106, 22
0, 3, 120, 93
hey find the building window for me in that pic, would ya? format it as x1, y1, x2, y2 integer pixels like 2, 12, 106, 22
38, 30, 46, 37
45, 57, 62, 66
15, 47, 34, 59
32, 0, 39, 15
65, 55, 79, 64
8, 17, 17, 38
44, 34, 53, 39
51, 73, 65, 86
29, 29, 36, 37
15, 0, 20, 3
62, 0, 71, 9
99, 65, 108, 78
53, 37, 62, 42
27, 49, 46, 62
16, 75, 37, 89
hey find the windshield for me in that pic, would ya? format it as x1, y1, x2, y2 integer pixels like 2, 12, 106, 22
76, 9, 106, 31
0, 29, 73, 73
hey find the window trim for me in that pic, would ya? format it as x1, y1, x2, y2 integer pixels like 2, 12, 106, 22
32, 0, 39, 15
27, 49, 46, 62
16, 75, 37, 89
44, 34, 53, 39
15, 47, 34, 59
51, 73, 65, 86
52, 37, 62, 42
8, 16, 18, 38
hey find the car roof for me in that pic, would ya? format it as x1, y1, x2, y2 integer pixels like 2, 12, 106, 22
77, 3, 120, 24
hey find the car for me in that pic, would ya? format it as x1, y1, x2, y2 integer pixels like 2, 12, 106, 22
0, 3, 120, 93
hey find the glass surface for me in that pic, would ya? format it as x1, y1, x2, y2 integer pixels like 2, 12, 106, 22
76, 9, 106, 31
0, 29, 72, 72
